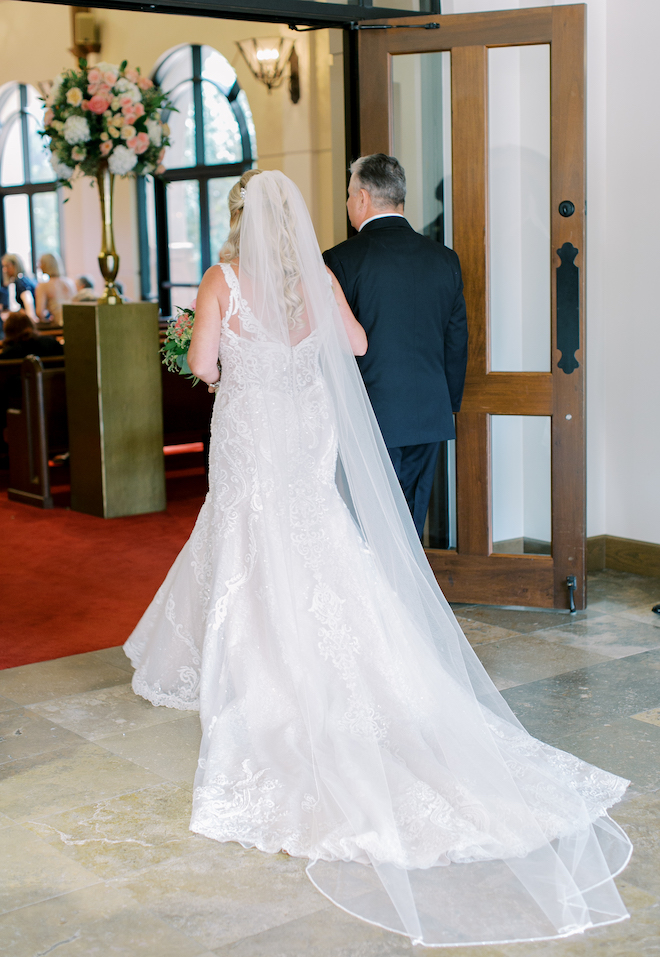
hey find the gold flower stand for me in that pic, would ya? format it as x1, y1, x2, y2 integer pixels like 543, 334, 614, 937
63, 301, 166, 518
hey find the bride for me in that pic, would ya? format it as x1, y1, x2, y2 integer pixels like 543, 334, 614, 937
125, 168, 631, 948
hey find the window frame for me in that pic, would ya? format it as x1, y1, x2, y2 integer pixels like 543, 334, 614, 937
0, 83, 63, 276
138, 44, 255, 314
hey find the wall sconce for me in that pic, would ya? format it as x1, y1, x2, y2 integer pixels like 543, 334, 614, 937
70, 6, 101, 59
236, 37, 300, 104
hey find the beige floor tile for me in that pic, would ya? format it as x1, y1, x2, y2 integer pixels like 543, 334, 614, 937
532, 613, 660, 660
0, 694, 19, 712
0, 883, 210, 957
210, 903, 510, 957
0, 707, 85, 765
0, 742, 163, 822
88, 644, 136, 673
631, 707, 660, 727
473, 635, 609, 690
454, 617, 521, 647
609, 791, 660, 898
0, 655, 129, 706
23, 782, 195, 880
0, 823, 100, 915
27, 683, 190, 741
97, 713, 202, 785
111, 838, 329, 950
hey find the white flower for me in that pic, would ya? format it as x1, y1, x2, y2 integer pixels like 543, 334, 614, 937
108, 144, 138, 175
50, 156, 74, 180
95, 61, 120, 77
63, 114, 91, 144
66, 87, 83, 107
46, 72, 64, 106
114, 77, 141, 103
145, 118, 162, 147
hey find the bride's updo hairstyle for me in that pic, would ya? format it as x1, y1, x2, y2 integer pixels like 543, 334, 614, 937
220, 168, 263, 264
223, 168, 305, 330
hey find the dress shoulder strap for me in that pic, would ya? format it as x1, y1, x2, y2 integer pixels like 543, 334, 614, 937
218, 262, 240, 328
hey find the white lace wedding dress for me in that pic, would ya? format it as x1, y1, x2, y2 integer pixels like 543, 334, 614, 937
125, 178, 631, 948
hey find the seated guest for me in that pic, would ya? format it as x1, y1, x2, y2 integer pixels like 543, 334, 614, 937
75, 275, 94, 292
2, 254, 37, 321
0, 311, 64, 361
35, 253, 77, 326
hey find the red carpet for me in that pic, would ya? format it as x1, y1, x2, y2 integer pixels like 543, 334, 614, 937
0, 468, 207, 670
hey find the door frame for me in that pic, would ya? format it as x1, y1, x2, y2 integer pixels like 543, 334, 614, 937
355, 6, 586, 610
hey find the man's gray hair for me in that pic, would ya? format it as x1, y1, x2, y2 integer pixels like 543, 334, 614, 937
350, 154, 406, 210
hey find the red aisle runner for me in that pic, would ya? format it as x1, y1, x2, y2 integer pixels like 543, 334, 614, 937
0, 475, 206, 670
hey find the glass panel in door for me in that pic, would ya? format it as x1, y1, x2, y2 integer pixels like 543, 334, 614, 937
488, 45, 551, 373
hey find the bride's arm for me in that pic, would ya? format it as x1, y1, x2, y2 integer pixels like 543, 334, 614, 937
326, 267, 367, 356
188, 266, 227, 389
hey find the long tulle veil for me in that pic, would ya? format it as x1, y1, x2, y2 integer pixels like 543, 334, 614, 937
232, 170, 631, 946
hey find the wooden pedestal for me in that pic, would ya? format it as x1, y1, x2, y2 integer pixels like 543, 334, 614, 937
63, 302, 166, 518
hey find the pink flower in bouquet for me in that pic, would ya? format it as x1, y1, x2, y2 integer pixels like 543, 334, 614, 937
88, 94, 111, 114
130, 102, 145, 119
103, 70, 118, 85
100, 140, 113, 157
120, 95, 134, 109
87, 68, 101, 86
81, 100, 90, 111
124, 68, 139, 83
44, 108, 54, 126
127, 132, 150, 154
137, 75, 153, 91
97, 84, 113, 97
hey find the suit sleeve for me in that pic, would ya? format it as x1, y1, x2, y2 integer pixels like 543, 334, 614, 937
444, 255, 469, 413
323, 248, 347, 289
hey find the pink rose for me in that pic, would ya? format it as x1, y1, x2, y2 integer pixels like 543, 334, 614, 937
87, 82, 99, 96
124, 68, 139, 83
87, 68, 101, 85
120, 95, 134, 109
137, 76, 153, 91
122, 107, 137, 123
132, 102, 145, 118
44, 108, 54, 125
88, 95, 111, 114
127, 132, 150, 155
97, 84, 112, 97
81, 100, 90, 111
103, 71, 118, 85
100, 141, 113, 157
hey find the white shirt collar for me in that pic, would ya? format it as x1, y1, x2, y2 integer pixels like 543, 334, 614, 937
358, 213, 406, 232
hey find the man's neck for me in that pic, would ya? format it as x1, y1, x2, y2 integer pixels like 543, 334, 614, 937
358, 212, 406, 232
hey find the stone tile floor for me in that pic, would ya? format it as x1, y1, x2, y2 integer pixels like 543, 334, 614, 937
1, 569, 660, 956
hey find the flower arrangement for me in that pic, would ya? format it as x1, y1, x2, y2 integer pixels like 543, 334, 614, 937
161, 304, 200, 384
42, 58, 173, 184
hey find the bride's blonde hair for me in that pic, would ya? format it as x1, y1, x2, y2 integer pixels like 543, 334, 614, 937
220, 168, 304, 330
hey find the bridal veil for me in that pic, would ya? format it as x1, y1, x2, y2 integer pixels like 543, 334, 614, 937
202, 171, 632, 946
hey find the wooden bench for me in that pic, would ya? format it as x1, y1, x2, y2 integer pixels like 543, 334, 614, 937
6, 356, 67, 509
3, 353, 214, 507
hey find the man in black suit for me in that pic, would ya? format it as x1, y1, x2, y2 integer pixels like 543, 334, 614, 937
323, 153, 468, 538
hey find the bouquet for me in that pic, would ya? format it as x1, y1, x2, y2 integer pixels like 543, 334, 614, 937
161, 304, 199, 384
41, 58, 173, 185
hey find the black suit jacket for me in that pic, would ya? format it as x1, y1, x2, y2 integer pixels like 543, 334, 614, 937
323, 217, 468, 448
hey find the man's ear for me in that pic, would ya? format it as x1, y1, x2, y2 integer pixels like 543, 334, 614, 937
359, 188, 370, 209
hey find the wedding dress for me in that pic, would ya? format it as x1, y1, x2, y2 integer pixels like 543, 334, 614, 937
125, 171, 631, 947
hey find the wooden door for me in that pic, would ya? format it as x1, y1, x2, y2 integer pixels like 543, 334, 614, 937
357, 5, 586, 610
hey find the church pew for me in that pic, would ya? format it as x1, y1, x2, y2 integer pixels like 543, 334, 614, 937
7, 356, 67, 509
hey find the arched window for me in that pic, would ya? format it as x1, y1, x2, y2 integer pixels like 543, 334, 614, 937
0, 83, 61, 282
138, 44, 257, 313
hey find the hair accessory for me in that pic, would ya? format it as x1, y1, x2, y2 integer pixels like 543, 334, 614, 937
240, 186, 247, 199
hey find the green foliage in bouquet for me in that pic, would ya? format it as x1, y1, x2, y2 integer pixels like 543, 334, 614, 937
41, 58, 174, 186
161, 306, 199, 385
